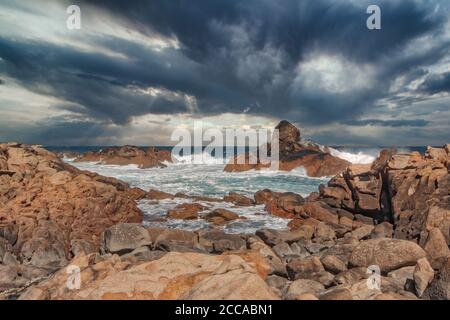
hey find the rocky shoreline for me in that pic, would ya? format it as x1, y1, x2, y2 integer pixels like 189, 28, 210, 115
1, 141, 449, 300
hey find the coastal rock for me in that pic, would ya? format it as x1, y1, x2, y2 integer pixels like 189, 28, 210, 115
254, 190, 304, 218
413, 258, 434, 297
198, 229, 246, 253
203, 209, 240, 226
349, 238, 427, 273
75, 145, 172, 168
286, 256, 325, 280
167, 203, 207, 220
423, 257, 450, 300
223, 192, 255, 206
387, 266, 415, 287
100, 223, 151, 255
256, 228, 315, 247
320, 255, 347, 274
224, 121, 350, 177
285, 279, 324, 300
297, 202, 339, 225
247, 236, 287, 276
146, 189, 174, 200
153, 229, 202, 253
423, 228, 450, 266
0, 143, 143, 275
320, 288, 353, 300
19, 252, 279, 300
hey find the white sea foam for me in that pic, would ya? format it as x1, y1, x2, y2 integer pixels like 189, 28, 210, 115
67, 147, 386, 233
329, 147, 377, 164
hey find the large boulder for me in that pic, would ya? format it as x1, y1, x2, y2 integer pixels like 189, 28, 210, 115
19, 252, 280, 300
167, 203, 207, 220
423, 257, 450, 300
223, 192, 255, 206
198, 229, 246, 253
203, 209, 240, 226
254, 190, 304, 218
100, 223, 151, 255
224, 121, 350, 177
349, 238, 427, 273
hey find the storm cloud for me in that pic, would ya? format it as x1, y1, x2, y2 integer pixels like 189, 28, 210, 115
0, 0, 449, 146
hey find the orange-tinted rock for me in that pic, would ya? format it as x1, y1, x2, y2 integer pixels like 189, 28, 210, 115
223, 192, 255, 206
0, 143, 143, 272
204, 209, 240, 226
254, 189, 304, 218
19, 252, 279, 300
75, 145, 172, 168
224, 121, 350, 177
167, 203, 207, 220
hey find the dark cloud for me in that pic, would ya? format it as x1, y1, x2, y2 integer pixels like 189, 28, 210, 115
343, 119, 429, 127
0, 0, 449, 145
419, 72, 450, 94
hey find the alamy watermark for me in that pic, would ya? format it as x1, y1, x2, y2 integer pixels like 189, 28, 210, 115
66, 264, 81, 290
66, 4, 381, 31
366, 265, 381, 290
170, 121, 280, 170
66, 5, 81, 30
367, 5, 381, 30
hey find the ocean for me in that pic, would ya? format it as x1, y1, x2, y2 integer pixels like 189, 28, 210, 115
50, 146, 427, 234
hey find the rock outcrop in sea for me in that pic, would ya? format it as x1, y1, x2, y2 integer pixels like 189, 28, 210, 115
75, 145, 172, 168
224, 120, 350, 177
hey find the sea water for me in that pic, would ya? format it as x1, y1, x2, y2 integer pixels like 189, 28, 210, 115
59, 146, 419, 233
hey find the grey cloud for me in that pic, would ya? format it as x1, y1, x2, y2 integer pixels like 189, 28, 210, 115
343, 119, 429, 127
419, 72, 450, 94
0, 0, 449, 145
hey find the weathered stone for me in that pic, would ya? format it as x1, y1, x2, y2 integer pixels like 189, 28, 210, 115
167, 203, 207, 220
314, 222, 336, 241
19, 252, 280, 300
370, 222, 393, 239
266, 275, 289, 293
349, 239, 427, 273
154, 229, 201, 253
285, 279, 324, 300
100, 223, 151, 255
272, 242, 310, 261
321, 255, 347, 274
247, 236, 286, 276
387, 266, 415, 287
286, 256, 324, 280
224, 121, 350, 177
75, 145, 172, 168
223, 192, 255, 206
198, 229, 246, 253
413, 258, 434, 297
423, 228, 450, 265
204, 209, 240, 225
70, 239, 97, 256
121, 247, 166, 263
351, 225, 374, 240
423, 257, 450, 300
334, 267, 369, 286
299, 202, 339, 224
320, 288, 353, 300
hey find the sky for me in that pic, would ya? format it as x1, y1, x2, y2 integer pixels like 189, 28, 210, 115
0, 0, 450, 146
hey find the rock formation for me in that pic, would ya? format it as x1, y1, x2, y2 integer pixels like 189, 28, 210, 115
75, 145, 172, 168
224, 121, 350, 177
0, 143, 145, 292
